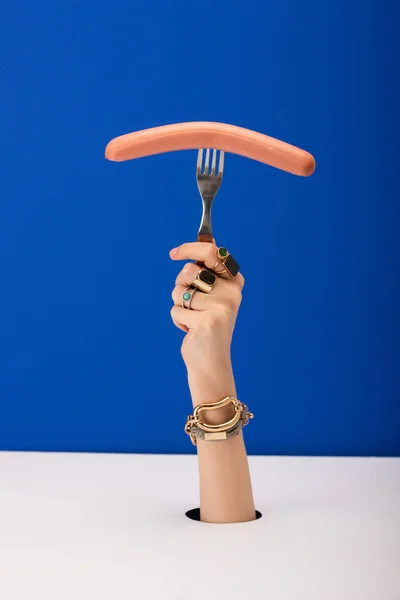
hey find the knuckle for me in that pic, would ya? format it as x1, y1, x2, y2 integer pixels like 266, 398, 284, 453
200, 317, 215, 333
221, 306, 233, 320
181, 262, 193, 280
233, 288, 243, 306
186, 263, 198, 281
225, 288, 242, 310
205, 311, 224, 328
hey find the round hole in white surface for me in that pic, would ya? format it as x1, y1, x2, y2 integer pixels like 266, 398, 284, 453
185, 508, 262, 521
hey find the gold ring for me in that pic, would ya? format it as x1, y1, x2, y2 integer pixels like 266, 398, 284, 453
211, 259, 222, 271
215, 247, 240, 278
192, 268, 217, 294
211, 259, 228, 275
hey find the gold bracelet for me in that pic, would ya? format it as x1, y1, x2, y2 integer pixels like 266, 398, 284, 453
184, 395, 254, 445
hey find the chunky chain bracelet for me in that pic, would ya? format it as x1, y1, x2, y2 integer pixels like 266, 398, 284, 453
185, 395, 254, 445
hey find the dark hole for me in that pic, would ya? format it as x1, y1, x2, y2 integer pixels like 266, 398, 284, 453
186, 508, 262, 522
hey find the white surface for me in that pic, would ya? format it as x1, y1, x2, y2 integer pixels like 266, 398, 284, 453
0, 452, 399, 600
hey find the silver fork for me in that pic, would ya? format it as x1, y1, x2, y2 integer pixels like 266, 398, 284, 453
196, 148, 225, 245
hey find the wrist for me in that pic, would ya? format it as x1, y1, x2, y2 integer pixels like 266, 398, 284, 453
186, 362, 236, 408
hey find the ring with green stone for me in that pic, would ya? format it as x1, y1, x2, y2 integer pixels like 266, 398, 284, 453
182, 286, 197, 310
216, 247, 240, 278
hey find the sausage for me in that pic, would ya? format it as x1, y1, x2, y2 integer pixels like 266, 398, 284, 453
105, 122, 316, 177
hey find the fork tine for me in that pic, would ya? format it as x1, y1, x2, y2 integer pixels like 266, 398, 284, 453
204, 149, 210, 174
211, 149, 217, 175
218, 150, 225, 175
197, 149, 203, 174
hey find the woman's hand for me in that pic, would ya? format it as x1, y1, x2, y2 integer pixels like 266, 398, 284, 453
169, 241, 244, 375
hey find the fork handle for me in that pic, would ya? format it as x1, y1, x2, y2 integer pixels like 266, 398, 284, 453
196, 232, 213, 267
197, 232, 213, 244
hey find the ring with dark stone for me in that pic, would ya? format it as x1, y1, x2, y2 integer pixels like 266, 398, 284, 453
192, 268, 218, 294
217, 247, 240, 278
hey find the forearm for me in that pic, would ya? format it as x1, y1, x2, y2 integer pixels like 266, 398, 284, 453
187, 364, 256, 523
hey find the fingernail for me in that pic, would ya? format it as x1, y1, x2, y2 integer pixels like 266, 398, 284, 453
170, 247, 178, 257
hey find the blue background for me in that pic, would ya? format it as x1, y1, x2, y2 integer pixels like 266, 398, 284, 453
0, 1, 399, 456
